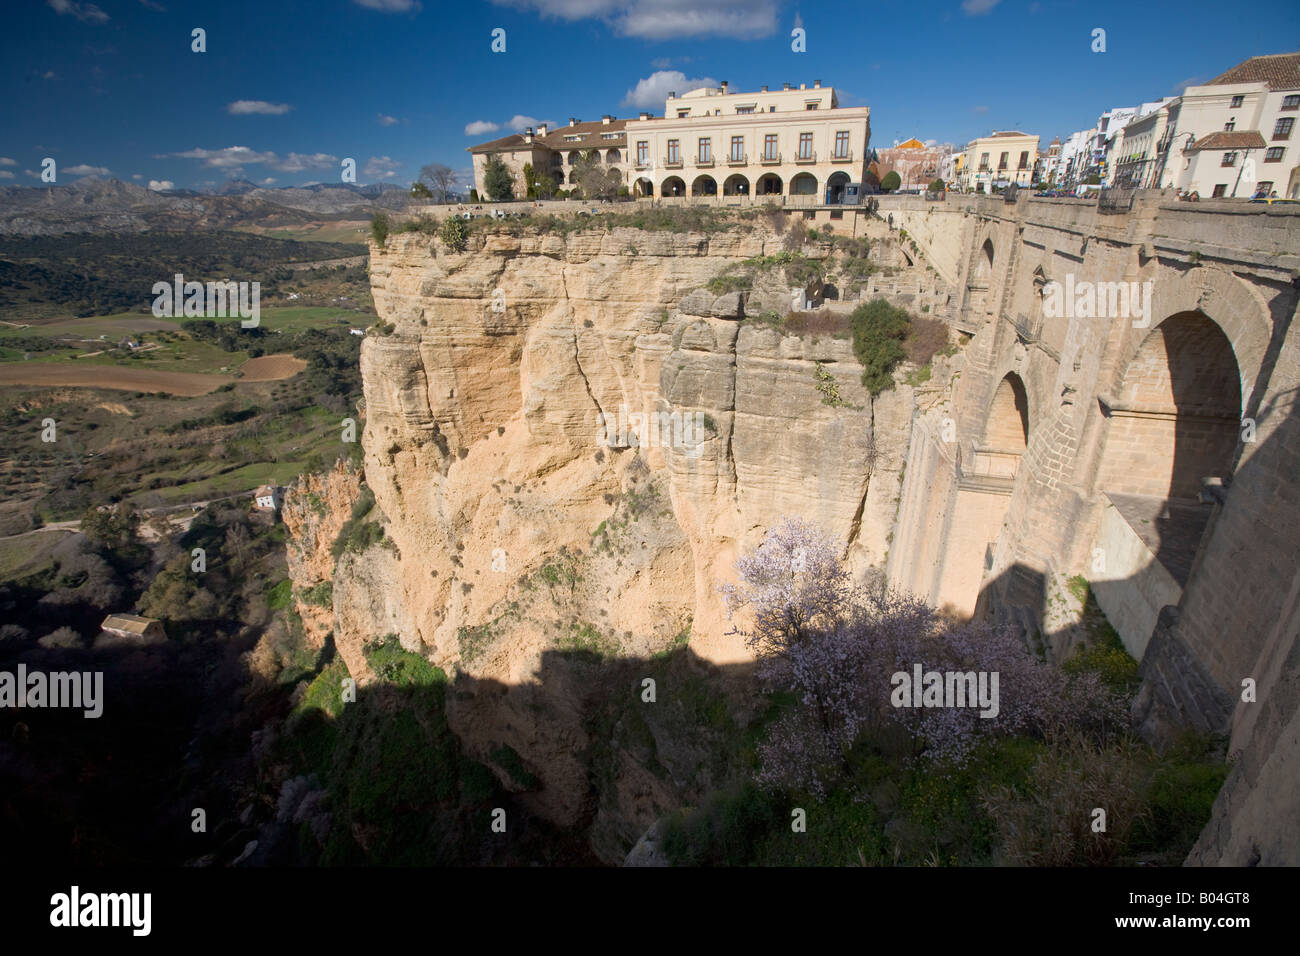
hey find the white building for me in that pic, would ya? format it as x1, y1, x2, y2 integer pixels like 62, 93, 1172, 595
1160, 52, 1300, 199
468, 80, 871, 203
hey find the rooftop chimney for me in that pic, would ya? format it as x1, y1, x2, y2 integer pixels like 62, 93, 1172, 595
668, 91, 676, 99
537, 124, 547, 136
783, 82, 791, 90
569, 117, 576, 126
721, 80, 728, 93
639, 111, 650, 121
760, 85, 768, 92
524, 127, 533, 143
814, 79, 821, 88
602, 114, 611, 124
799, 82, 806, 90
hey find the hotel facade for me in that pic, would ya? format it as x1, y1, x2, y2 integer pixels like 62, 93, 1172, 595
468, 81, 871, 204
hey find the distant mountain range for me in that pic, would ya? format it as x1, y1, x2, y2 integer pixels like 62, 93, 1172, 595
0, 178, 418, 236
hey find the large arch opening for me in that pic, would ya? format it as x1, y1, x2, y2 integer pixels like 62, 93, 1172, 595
605, 148, 621, 164
976, 238, 995, 280
661, 176, 686, 197
634, 177, 654, 197
756, 173, 783, 195
691, 175, 717, 196
723, 174, 750, 196
790, 172, 818, 195
1098, 311, 1242, 501
985, 373, 1030, 451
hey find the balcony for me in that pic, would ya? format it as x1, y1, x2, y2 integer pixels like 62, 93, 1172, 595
830, 150, 854, 163
694, 156, 715, 168
633, 158, 650, 170
662, 156, 684, 169
759, 152, 782, 165
726, 153, 747, 166
794, 151, 816, 164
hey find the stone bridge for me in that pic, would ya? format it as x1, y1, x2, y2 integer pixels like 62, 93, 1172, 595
880, 190, 1300, 864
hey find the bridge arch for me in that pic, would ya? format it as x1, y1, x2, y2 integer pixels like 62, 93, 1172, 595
984, 372, 1030, 451
1097, 310, 1242, 501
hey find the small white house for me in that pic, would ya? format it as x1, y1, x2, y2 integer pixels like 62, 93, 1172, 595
253, 484, 282, 512
349, 328, 365, 336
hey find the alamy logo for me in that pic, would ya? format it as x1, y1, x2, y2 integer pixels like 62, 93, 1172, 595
151, 273, 260, 328
50, 886, 151, 936
890, 664, 1000, 718
596, 404, 706, 459
0, 665, 102, 718
1043, 274, 1153, 327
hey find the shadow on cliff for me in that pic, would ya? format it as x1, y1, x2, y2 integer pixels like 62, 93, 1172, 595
238, 636, 762, 867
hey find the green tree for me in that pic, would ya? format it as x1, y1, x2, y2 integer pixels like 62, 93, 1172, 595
482, 154, 515, 201
416, 163, 457, 203
535, 172, 558, 199
881, 171, 902, 193
849, 298, 912, 396
522, 162, 537, 198
81, 502, 141, 553
410, 181, 433, 200
929, 178, 946, 193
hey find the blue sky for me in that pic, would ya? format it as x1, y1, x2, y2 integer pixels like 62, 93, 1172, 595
2, 0, 1298, 191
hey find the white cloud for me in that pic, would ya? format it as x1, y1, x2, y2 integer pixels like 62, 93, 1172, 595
495, 0, 777, 39
148, 180, 175, 191
362, 156, 402, 179
66, 164, 110, 176
138, 0, 167, 10
162, 146, 335, 172
464, 120, 501, 136
353, 0, 421, 11
0, 171, 14, 180
47, 0, 109, 23
377, 113, 400, 126
621, 70, 718, 109
961, 0, 1000, 14
42, 71, 57, 80
166, 146, 277, 168
973, 105, 989, 114
227, 100, 293, 115
132, 173, 143, 179
274, 152, 337, 172
25, 170, 40, 179
260, 177, 276, 185
0, 158, 16, 166
508, 115, 557, 131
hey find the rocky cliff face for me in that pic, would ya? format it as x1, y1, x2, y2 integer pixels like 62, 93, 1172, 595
291, 223, 931, 858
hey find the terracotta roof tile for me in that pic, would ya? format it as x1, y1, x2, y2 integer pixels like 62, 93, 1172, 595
1207, 52, 1300, 90
1189, 130, 1269, 151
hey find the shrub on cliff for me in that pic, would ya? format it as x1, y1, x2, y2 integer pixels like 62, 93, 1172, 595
849, 298, 911, 395
439, 215, 469, 252
370, 211, 389, 247
881, 171, 902, 192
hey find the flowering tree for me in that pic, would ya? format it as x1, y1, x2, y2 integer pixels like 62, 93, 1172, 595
724, 517, 1130, 796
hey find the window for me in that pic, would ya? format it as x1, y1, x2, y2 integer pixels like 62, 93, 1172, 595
798, 132, 813, 159
1223, 121, 1235, 131
564, 134, 583, 142
1257, 181, 1274, 193
769, 106, 776, 113
677, 110, 689, 118
834, 131, 850, 158
1230, 95, 1244, 108
1212, 184, 1228, 198
764, 134, 778, 159
667, 139, 680, 163
601, 132, 620, 140
1018, 151, 1029, 169
636, 141, 648, 165
1222, 151, 1238, 166
979, 152, 990, 170
829, 209, 843, 220
730, 136, 744, 161
736, 106, 754, 115
1265, 147, 1286, 162
1283, 95, 1300, 110
1274, 117, 1294, 139
998, 151, 1009, 170
805, 103, 819, 110
698, 137, 711, 162
803, 210, 815, 220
